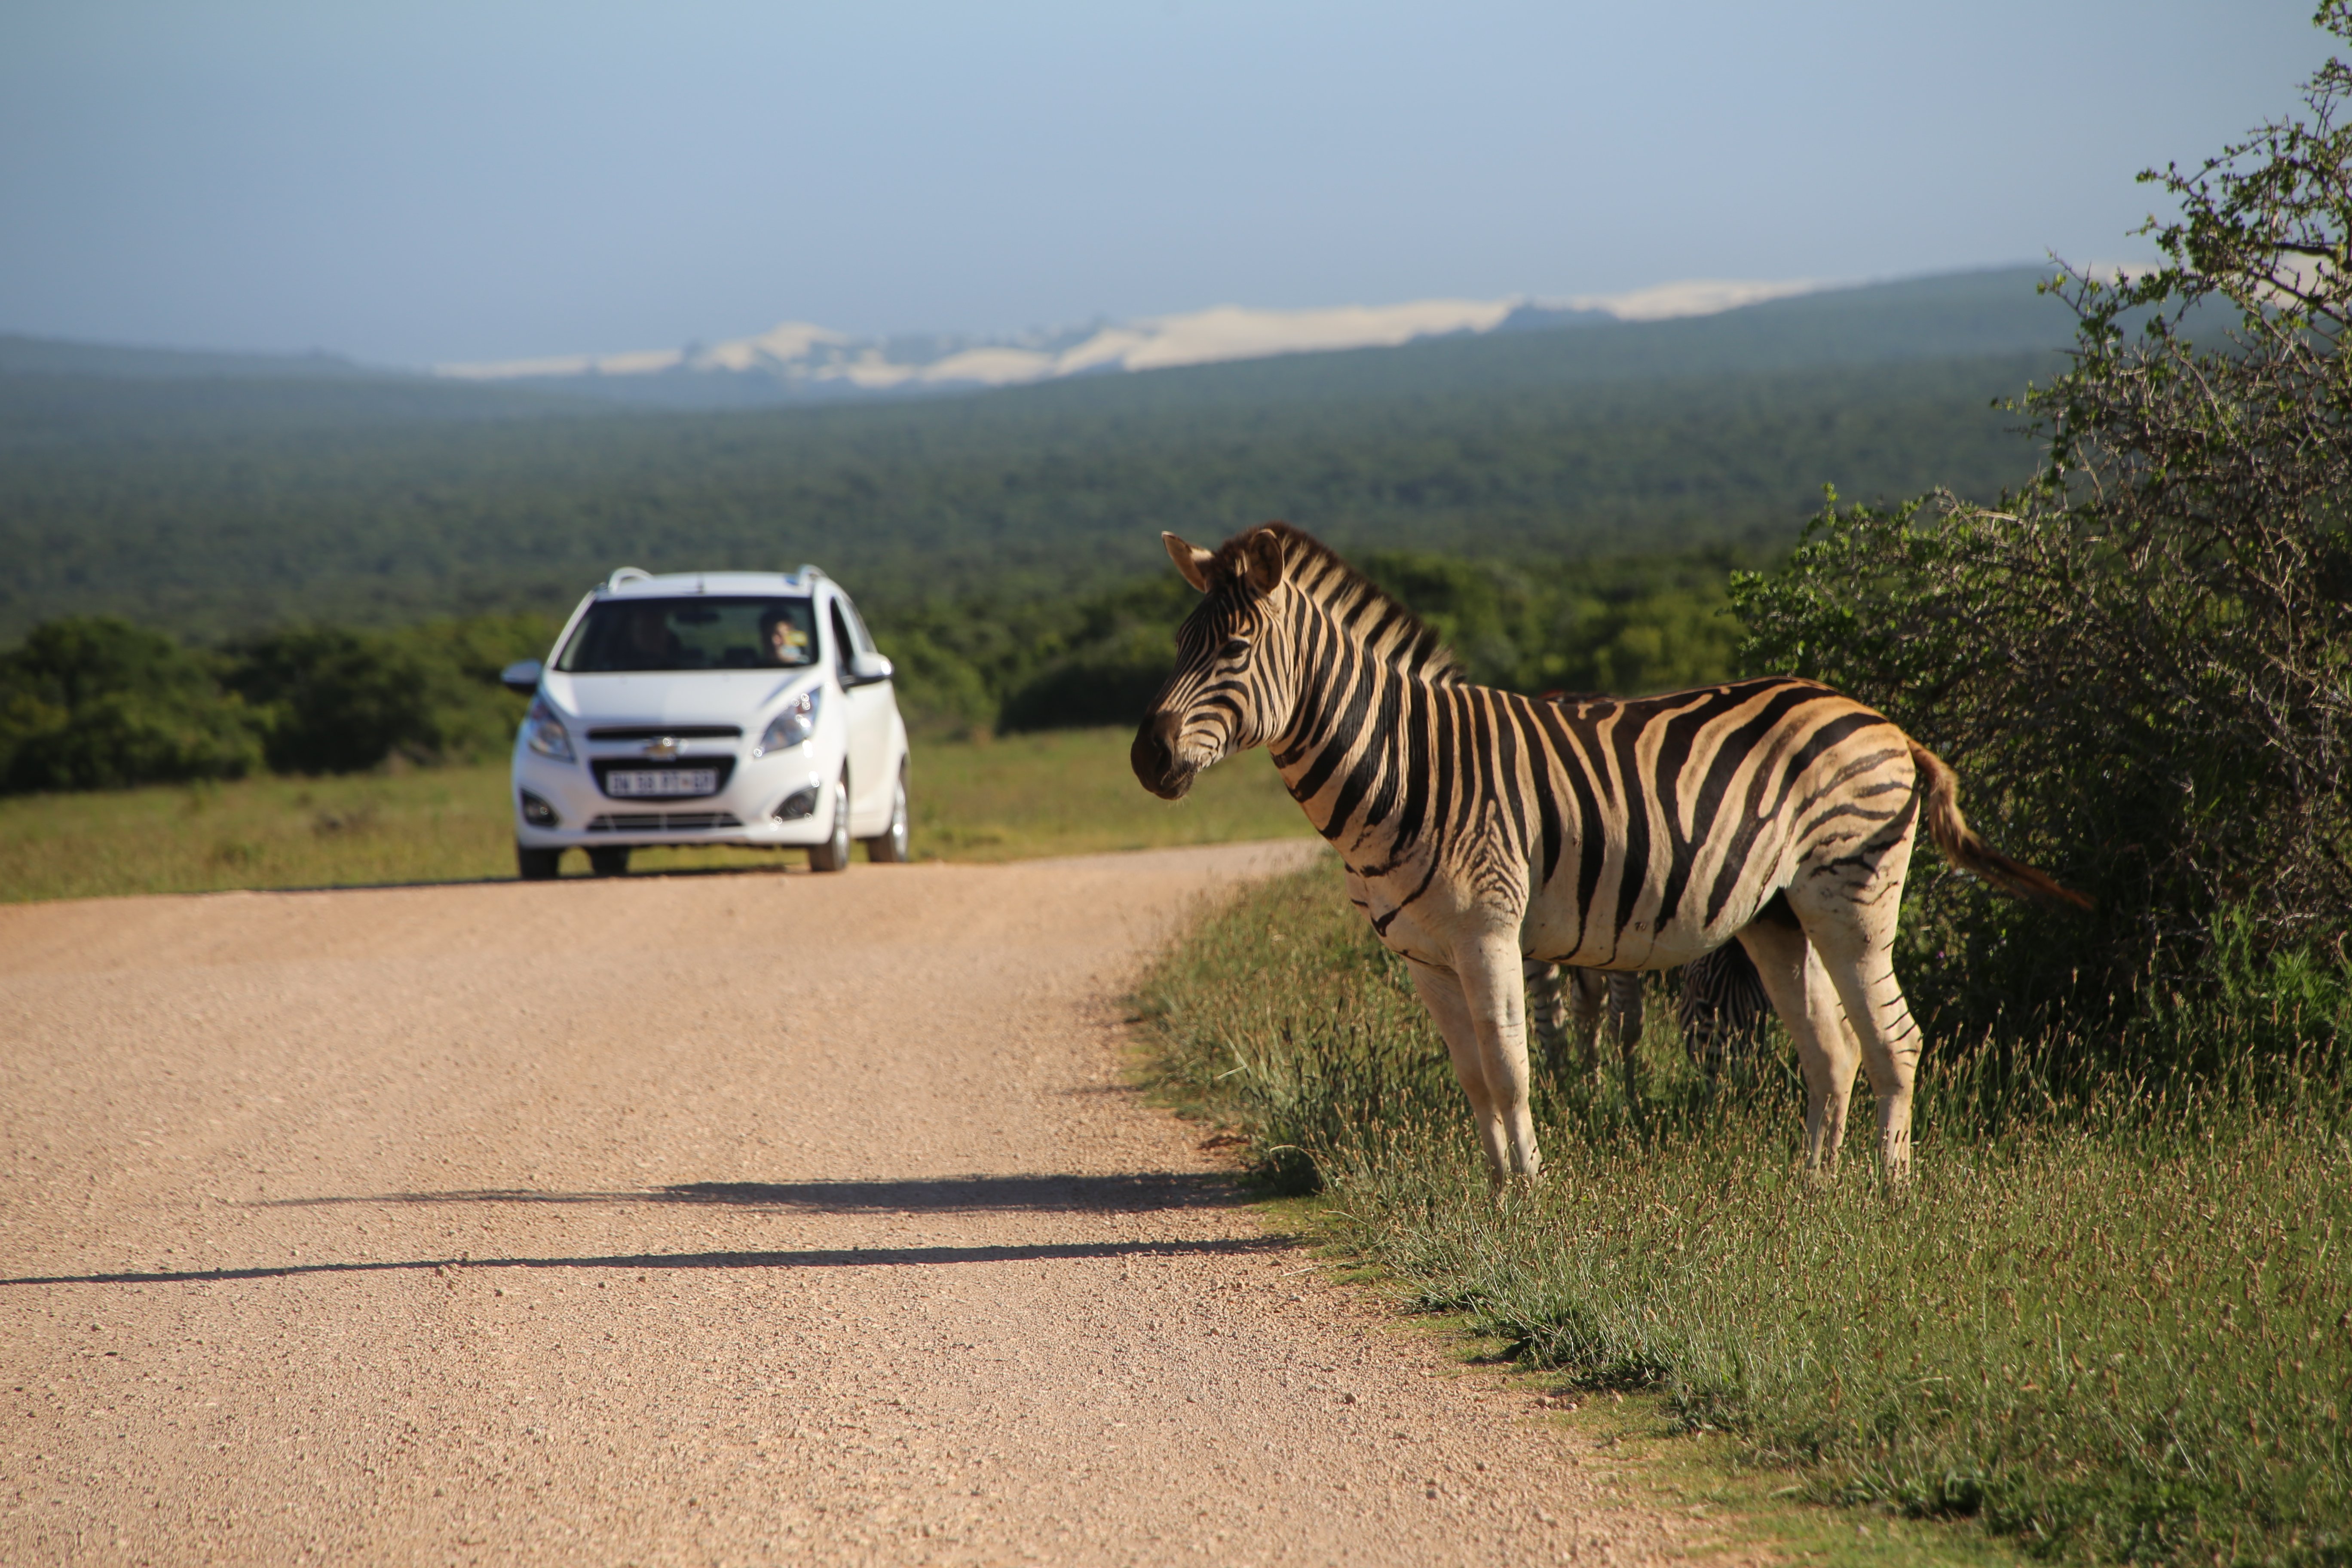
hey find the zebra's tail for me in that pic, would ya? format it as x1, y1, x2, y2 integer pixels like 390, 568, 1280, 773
1908, 742, 2092, 909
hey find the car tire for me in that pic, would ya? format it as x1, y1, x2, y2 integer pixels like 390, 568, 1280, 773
862, 765, 910, 863
808, 772, 851, 873
588, 846, 631, 877
517, 844, 562, 881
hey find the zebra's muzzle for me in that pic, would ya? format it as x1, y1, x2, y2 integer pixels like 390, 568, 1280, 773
1130, 712, 1197, 800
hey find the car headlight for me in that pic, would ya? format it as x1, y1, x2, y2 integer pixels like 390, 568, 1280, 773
525, 697, 575, 762
755, 688, 821, 756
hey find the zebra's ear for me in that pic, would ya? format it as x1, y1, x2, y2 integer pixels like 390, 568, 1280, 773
1242, 528, 1286, 594
1163, 531, 1214, 593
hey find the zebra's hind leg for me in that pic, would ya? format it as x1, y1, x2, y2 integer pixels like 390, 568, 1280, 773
1734, 918, 1860, 1179
1803, 926, 1926, 1187
1790, 812, 1929, 1185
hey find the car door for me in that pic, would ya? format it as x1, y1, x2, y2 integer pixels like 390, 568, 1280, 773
828, 594, 892, 829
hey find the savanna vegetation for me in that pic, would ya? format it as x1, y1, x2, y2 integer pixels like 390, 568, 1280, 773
1137, 15, 2352, 1566
0, 269, 2063, 644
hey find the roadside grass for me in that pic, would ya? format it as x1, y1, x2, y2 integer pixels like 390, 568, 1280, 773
1253, 1189, 2024, 1568
0, 727, 1311, 902
1137, 859, 2352, 1568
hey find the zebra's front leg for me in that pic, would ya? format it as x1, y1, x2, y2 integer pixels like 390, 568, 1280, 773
1405, 958, 1508, 1180
1522, 958, 1575, 1076
1453, 934, 1544, 1182
1607, 971, 1645, 1133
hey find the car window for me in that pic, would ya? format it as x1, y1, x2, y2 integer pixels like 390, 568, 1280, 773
828, 600, 858, 668
838, 596, 877, 654
556, 597, 818, 672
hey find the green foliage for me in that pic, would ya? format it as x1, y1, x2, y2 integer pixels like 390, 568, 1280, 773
877, 544, 1755, 741
0, 617, 262, 791
1359, 546, 1755, 695
1732, 16, 2352, 1038
1138, 861, 2352, 1568
877, 576, 1201, 738
0, 541, 1743, 788
225, 615, 549, 774
0, 613, 551, 794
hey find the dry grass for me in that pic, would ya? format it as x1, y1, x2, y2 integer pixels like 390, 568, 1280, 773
0, 729, 1313, 903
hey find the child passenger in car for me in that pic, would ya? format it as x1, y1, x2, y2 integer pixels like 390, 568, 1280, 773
764, 608, 814, 667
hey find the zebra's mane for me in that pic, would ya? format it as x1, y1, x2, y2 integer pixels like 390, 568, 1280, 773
1208, 523, 1465, 684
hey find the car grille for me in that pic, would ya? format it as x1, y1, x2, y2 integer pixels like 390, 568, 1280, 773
584, 811, 746, 832
585, 725, 744, 741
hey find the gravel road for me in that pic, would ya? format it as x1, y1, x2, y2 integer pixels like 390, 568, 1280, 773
1, 842, 1685, 1565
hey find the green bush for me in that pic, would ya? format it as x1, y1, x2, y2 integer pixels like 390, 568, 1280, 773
1731, 12, 2352, 1042
225, 615, 548, 774
1359, 545, 1754, 695
879, 544, 1758, 742
0, 612, 551, 793
0, 617, 262, 791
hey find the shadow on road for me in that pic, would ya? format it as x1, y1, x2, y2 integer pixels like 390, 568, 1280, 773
3, 1236, 1289, 1289
251, 1171, 1241, 1215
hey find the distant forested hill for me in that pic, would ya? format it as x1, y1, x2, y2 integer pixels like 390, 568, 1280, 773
0, 268, 2070, 640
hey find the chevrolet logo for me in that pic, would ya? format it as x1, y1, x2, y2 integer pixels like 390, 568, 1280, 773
640, 737, 681, 760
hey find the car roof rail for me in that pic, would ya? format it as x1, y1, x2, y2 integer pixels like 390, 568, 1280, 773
604, 566, 653, 592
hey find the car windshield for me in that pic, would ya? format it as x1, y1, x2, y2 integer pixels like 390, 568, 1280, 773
556, 597, 819, 673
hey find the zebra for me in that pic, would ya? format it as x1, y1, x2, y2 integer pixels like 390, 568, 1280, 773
1131, 523, 2086, 1185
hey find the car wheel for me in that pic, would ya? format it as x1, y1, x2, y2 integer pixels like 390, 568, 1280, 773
517, 844, 562, 881
863, 765, 910, 863
808, 772, 851, 873
588, 846, 631, 877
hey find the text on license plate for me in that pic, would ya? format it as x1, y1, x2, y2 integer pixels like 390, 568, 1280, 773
606, 769, 719, 798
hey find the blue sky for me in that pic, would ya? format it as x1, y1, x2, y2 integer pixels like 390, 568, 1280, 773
0, 1, 2328, 365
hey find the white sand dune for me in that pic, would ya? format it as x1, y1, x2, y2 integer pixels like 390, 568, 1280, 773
436, 276, 1830, 389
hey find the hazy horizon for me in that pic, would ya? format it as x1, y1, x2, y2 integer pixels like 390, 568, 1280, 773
0, 2, 2325, 366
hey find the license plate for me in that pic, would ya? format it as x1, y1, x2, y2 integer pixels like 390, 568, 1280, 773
606, 768, 719, 798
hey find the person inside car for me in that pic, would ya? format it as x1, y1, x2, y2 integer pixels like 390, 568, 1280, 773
763, 606, 814, 667
619, 604, 683, 669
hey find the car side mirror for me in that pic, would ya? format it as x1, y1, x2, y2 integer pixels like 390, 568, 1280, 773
499, 659, 544, 696
846, 652, 894, 686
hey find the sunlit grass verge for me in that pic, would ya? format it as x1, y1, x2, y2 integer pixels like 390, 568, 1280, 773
0, 728, 1311, 902
1136, 859, 2352, 1567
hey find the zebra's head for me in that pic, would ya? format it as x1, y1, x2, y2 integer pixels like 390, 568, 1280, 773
1131, 527, 1296, 800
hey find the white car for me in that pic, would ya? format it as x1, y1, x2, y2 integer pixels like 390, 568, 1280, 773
501, 566, 910, 879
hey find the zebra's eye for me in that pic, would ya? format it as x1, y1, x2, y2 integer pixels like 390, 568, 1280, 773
1219, 637, 1251, 660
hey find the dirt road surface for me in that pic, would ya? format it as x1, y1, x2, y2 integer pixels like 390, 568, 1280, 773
2, 843, 1684, 1565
